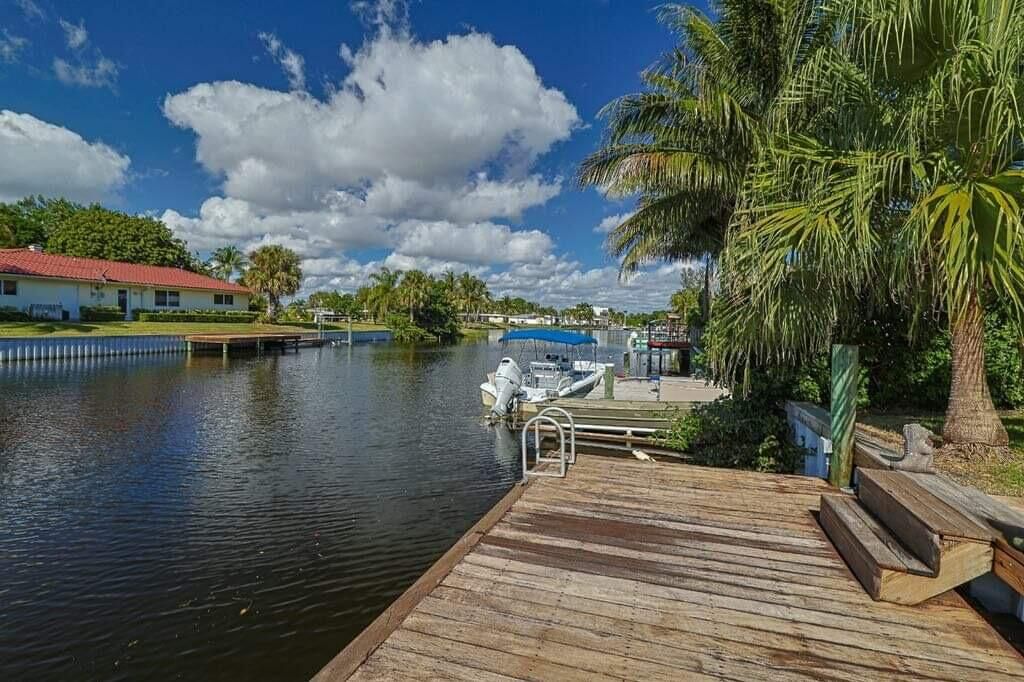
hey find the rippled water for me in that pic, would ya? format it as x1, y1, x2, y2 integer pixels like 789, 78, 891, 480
0, 331, 627, 681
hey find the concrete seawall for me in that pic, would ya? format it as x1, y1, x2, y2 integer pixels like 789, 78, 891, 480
0, 330, 392, 364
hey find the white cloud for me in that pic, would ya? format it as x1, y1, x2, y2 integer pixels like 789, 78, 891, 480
163, 31, 578, 214
393, 220, 552, 265
594, 211, 634, 234
0, 110, 130, 202
53, 56, 118, 89
53, 18, 119, 89
0, 28, 28, 63
16, 0, 45, 21
58, 18, 88, 50
258, 32, 305, 91
158, 4, 690, 308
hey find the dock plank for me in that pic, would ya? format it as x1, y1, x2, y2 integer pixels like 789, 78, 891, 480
315, 455, 1024, 681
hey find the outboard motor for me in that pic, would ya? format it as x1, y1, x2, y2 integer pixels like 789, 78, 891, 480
491, 357, 523, 417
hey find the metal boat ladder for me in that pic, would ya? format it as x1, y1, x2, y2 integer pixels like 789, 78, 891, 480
521, 407, 576, 480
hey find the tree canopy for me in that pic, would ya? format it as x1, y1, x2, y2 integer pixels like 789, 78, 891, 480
242, 245, 303, 319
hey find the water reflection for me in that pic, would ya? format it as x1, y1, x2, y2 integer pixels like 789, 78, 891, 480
0, 330, 629, 681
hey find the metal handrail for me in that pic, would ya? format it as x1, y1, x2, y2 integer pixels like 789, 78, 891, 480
521, 415, 567, 480
537, 407, 576, 464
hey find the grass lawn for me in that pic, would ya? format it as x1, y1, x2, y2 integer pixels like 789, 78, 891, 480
860, 410, 1024, 497
0, 320, 388, 337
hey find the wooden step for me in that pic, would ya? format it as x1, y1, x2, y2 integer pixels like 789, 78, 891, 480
820, 494, 994, 605
857, 469, 992, 572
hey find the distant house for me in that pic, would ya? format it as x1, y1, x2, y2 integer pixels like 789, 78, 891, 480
508, 314, 558, 326
0, 247, 250, 321
592, 306, 610, 327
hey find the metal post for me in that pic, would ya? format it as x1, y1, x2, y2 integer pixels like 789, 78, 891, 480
829, 344, 858, 489
604, 365, 614, 399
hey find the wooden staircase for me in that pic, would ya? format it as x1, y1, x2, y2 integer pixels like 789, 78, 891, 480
820, 469, 995, 605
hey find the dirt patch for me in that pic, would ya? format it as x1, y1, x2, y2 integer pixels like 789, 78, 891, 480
935, 445, 1024, 497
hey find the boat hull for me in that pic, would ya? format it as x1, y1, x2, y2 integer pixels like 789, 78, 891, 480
480, 363, 606, 413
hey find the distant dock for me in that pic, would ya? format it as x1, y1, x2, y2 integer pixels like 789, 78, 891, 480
185, 333, 303, 356
313, 455, 1024, 680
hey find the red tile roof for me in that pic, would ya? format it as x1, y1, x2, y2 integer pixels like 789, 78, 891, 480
0, 249, 250, 293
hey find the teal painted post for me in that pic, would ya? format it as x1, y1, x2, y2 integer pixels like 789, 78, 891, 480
222, 342, 229, 358
348, 318, 353, 345
829, 344, 858, 489
604, 365, 615, 399
186, 341, 192, 355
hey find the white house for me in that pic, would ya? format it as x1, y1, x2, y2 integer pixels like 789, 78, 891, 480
0, 247, 250, 321
507, 314, 558, 326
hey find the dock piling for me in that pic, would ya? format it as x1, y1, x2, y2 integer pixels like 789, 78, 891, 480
829, 343, 858, 489
604, 365, 615, 399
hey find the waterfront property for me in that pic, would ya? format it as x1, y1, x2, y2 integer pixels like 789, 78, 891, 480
0, 247, 250, 320
316, 455, 1024, 681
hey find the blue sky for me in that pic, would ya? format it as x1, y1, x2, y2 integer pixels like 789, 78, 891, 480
0, 0, 702, 309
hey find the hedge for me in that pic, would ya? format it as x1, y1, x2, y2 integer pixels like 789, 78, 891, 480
80, 305, 125, 322
0, 306, 30, 322
134, 309, 259, 323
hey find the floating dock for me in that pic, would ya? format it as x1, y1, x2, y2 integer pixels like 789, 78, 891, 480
314, 455, 1024, 680
185, 333, 303, 356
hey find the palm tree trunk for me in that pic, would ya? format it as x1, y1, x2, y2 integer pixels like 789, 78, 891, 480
943, 291, 1008, 446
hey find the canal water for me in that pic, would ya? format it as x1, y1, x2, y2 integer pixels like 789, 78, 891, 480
0, 330, 628, 681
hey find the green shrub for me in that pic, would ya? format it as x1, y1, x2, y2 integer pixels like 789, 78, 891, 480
657, 366, 806, 474
134, 309, 258, 323
386, 314, 433, 342
0, 306, 29, 321
80, 305, 124, 321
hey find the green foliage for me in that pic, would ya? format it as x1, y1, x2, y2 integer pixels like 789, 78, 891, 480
0, 306, 29, 321
248, 293, 268, 313
385, 313, 433, 343
45, 204, 197, 269
241, 245, 302, 319
134, 310, 258, 323
208, 245, 247, 281
308, 290, 360, 317
658, 366, 805, 474
381, 280, 461, 342
0, 196, 79, 247
79, 305, 125, 322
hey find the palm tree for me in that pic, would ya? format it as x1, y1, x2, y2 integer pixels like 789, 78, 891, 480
398, 270, 434, 322
209, 245, 247, 281
579, 1, 824, 316
364, 267, 401, 322
241, 245, 302, 319
456, 272, 490, 321
717, 0, 1024, 446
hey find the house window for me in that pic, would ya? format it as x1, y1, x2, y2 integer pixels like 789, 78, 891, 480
155, 290, 180, 307
214, 294, 234, 306
0, 280, 15, 296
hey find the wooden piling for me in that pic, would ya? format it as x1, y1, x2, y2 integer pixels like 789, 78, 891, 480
829, 344, 858, 489
603, 365, 614, 399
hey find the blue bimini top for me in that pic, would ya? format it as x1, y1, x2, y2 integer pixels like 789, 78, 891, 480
499, 329, 598, 346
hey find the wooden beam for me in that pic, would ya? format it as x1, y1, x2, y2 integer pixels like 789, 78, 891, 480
829, 344, 858, 489
312, 480, 532, 681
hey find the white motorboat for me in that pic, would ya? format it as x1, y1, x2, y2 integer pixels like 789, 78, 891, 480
481, 329, 606, 417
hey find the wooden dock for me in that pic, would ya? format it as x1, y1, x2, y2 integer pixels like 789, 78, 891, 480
314, 455, 1024, 681
185, 333, 303, 356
